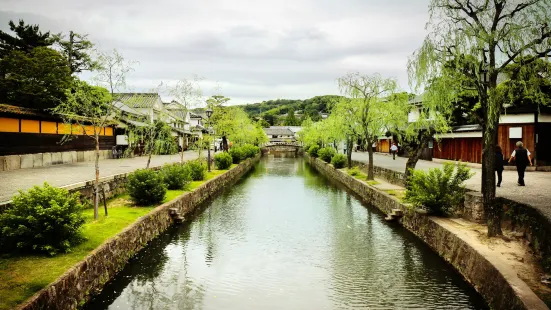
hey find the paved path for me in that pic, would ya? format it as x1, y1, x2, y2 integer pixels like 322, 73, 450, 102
0, 151, 199, 202
351, 152, 551, 217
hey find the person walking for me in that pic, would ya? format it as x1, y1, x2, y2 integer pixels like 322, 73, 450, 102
495, 145, 504, 187
508, 141, 533, 186
390, 142, 398, 160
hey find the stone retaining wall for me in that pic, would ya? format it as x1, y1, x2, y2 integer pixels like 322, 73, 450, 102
350, 159, 406, 187
17, 154, 260, 310
307, 155, 547, 310
0, 150, 112, 172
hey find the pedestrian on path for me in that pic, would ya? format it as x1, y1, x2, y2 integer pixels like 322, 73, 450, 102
390, 143, 398, 160
372, 142, 377, 153
508, 141, 533, 186
495, 145, 504, 187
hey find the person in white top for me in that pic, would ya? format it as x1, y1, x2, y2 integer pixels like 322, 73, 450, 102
508, 141, 533, 186
390, 143, 398, 160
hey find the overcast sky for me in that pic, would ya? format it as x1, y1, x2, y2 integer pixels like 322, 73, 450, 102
1, 0, 430, 105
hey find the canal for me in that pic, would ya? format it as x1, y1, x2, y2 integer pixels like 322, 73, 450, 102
86, 157, 487, 309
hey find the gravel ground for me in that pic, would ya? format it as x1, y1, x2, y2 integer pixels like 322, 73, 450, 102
352, 152, 551, 218
0, 151, 199, 202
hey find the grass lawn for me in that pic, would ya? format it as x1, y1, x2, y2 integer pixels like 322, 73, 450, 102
0, 165, 236, 310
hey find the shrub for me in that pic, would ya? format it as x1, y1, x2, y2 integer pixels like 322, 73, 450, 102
308, 145, 320, 157
241, 144, 260, 159
0, 183, 85, 256
331, 154, 347, 168
160, 163, 191, 190
318, 147, 336, 163
214, 152, 233, 169
126, 169, 167, 205
404, 162, 473, 215
186, 159, 207, 181
229, 147, 245, 164
347, 166, 361, 176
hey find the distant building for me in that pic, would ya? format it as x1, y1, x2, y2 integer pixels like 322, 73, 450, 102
263, 126, 297, 143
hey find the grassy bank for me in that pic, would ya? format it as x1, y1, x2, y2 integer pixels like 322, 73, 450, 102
0, 166, 234, 310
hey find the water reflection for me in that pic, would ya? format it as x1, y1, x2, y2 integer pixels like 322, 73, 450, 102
85, 157, 486, 310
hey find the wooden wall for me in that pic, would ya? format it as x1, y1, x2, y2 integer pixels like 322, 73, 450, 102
378, 139, 390, 153
433, 137, 483, 163
433, 124, 537, 164
497, 124, 535, 160
0, 132, 115, 155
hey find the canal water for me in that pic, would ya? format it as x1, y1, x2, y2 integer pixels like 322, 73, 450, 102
86, 157, 487, 309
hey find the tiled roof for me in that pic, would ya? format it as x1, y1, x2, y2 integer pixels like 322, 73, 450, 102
0, 104, 49, 117
113, 93, 161, 109
263, 127, 295, 136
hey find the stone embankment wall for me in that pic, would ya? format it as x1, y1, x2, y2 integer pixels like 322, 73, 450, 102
0, 150, 112, 172
307, 155, 547, 310
18, 155, 260, 310
353, 158, 551, 273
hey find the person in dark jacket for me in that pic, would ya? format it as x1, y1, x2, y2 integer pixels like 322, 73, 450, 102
495, 145, 504, 187
508, 141, 533, 186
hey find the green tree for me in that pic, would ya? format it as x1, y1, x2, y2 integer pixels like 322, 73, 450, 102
331, 98, 363, 168
258, 119, 271, 128
337, 72, 402, 180
129, 120, 177, 169
53, 80, 113, 220
409, 0, 551, 236
54, 31, 97, 74
0, 19, 54, 57
284, 107, 299, 126
0, 46, 72, 109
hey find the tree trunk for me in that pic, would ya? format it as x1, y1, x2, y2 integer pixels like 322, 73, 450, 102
404, 134, 430, 186
146, 152, 152, 169
482, 114, 501, 236
367, 146, 374, 180
94, 137, 100, 220
346, 137, 353, 169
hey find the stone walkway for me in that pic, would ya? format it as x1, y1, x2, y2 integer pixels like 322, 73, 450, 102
351, 152, 551, 217
0, 151, 199, 203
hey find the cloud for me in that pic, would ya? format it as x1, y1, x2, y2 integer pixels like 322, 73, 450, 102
0, 0, 430, 105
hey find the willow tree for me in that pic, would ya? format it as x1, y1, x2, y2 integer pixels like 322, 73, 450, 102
54, 81, 113, 220
409, 0, 551, 237
331, 98, 362, 168
337, 72, 403, 180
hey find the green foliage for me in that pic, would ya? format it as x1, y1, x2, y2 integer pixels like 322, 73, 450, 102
186, 159, 207, 181
347, 166, 361, 176
241, 144, 260, 159
126, 169, 167, 206
211, 106, 268, 146
404, 163, 473, 215
160, 163, 191, 190
54, 31, 97, 74
229, 147, 245, 164
318, 147, 336, 163
214, 152, 232, 170
0, 183, 85, 256
0, 47, 72, 109
0, 19, 54, 58
284, 107, 300, 126
308, 145, 320, 157
331, 154, 347, 168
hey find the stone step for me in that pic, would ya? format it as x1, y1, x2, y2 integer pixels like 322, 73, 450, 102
384, 215, 396, 222
168, 208, 179, 215
391, 209, 404, 217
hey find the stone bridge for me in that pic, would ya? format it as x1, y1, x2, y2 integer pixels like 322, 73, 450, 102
261, 142, 304, 156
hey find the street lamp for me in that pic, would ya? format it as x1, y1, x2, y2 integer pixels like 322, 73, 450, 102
206, 108, 213, 172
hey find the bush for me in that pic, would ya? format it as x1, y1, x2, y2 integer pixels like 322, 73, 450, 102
347, 166, 361, 176
126, 169, 167, 206
0, 183, 85, 256
186, 159, 207, 181
318, 147, 336, 163
214, 152, 233, 169
404, 162, 473, 215
331, 154, 347, 168
308, 145, 320, 157
160, 163, 191, 190
241, 144, 260, 159
229, 147, 245, 164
